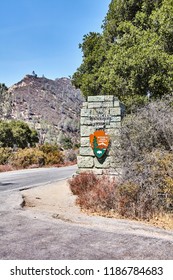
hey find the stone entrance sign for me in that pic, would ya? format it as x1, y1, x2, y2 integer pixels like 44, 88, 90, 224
77, 95, 124, 175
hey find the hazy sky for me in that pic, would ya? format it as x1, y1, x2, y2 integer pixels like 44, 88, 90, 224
0, 0, 110, 87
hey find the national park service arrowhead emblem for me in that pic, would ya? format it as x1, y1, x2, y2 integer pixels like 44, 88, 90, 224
90, 130, 110, 158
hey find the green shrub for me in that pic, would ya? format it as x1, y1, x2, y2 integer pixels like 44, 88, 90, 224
0, 120, 39, 148
0, 148, 13, 164
11, 145, 64, 168
44, 150, 64, 165
39, 143, 60, 153
60, 136, 73, 149
39, 144, 64, 165
11, 148, 45, 168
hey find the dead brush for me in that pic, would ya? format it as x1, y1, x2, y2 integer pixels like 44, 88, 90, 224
68, 172, 99, 196
68, 172, 118, 212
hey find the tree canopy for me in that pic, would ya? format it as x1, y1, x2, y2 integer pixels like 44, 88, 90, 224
0, 120, 39, 148
72, 0, 173, 110
0, 83, 8, 94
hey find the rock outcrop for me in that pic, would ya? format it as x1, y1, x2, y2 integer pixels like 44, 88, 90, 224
0, 75, 84, 145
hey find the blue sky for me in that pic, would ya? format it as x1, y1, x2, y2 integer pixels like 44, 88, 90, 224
0, 0, 110, 87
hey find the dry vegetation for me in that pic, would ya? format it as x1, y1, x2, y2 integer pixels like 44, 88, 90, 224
69, 97, 173, 229
68, 171, 173, 229
0, 144, 77, 170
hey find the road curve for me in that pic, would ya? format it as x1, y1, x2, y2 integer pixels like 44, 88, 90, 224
0, 165, 77, 192
0, 165, 173, 260
0, 188, 173, 260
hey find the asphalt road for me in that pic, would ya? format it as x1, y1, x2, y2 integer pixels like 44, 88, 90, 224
0, 165, 173, 260
0, 165, 77, 192
0, 189, 173, 260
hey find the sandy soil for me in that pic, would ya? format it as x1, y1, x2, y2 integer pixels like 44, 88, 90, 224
21, 180, 87, 222
21, 180, 173, 230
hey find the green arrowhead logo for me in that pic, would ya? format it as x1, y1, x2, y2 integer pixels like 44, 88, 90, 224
90, 130, 109, 159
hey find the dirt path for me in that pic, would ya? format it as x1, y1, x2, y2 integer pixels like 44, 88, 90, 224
21, 180, 89, 223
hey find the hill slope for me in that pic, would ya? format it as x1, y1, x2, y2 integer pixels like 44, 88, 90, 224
0, 75, 83, 145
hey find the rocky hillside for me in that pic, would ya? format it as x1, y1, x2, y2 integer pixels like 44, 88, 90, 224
0, 75, 84, 145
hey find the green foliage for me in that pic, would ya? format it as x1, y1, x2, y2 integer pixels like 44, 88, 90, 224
72, 32, 107, 97
59, 135, 73, 149
43, 150, 64, 165
74, 143, 80, 149
0, 83, 8, 94
0, 121, 13, 147
0, 120, 39, 148
3, 144, 64, 168
11, 148, 45, 168
72, 0, 173, 110
39, 143, 59, 154
0, 148, 13, 164
39, 143, 64, 165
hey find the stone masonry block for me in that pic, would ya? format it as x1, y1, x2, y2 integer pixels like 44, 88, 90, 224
80, 108, 91, 117
113, 101, 120, 107
80, 147, 94, 156
110, 107, 121, 116
110, 116, 121, 122
80, 137, 90, 147
88, 102, 103, 109
80, 126, 95, 137
104, 128, 115, 137
94, 156, 121, 169
77, 156, 94, 168
94, 156, 111, 169
78, 168, 103, 175
88, 96, 105, 102
78, 95, 123, 174
90, 108, 110, 116
104, 96, 118, 101
80, 117, 92, 125
88, 102, 114, 109
88, 95, 118, 102
82, 102, 88, 108
87, 96, 112, 102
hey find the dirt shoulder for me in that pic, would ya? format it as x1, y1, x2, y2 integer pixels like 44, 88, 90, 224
21, 180, 89, 223
1, 180, 173, 260
21, 180, 173, 231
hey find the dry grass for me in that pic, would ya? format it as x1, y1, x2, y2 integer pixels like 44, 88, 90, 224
0, 164, 14, 172
148, 213, 173, 230
68, 172, 173, 230
68, 172, 119, 212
